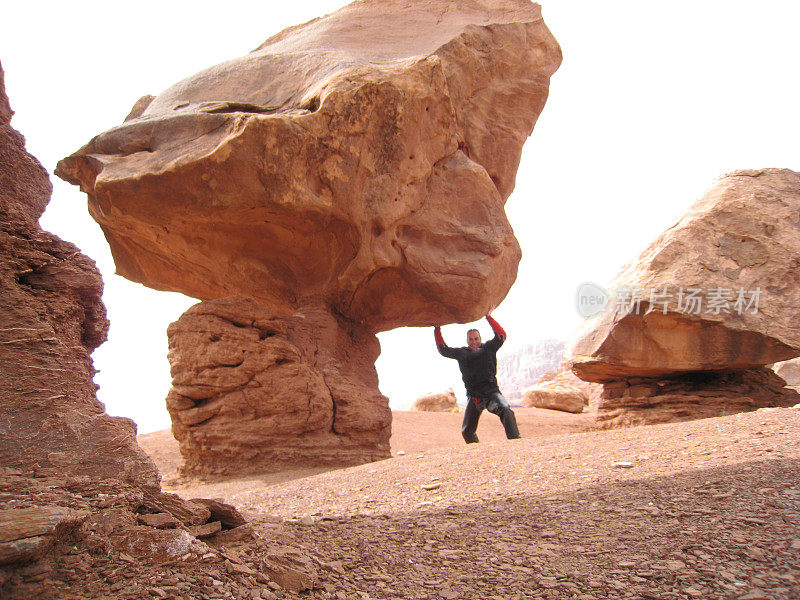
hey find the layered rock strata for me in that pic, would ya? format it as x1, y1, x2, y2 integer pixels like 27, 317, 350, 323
167, 297, 391, 475
56, 0, 561, 468
569, 169, 800, 426
0, 61, 159, 489
410, 389, 459, 412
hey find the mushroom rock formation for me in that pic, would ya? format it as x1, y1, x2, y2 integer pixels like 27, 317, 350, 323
55, 0, 561, 468
569, 169, 800, 427
166, 296, 390, 474
0, 61, 160, 489
410, 388, 459, 412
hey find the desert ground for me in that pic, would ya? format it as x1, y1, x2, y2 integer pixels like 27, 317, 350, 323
123, 407, 800, 600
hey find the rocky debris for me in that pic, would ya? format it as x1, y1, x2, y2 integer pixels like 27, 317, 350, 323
522, 380, 587, 413
773, 357, 800, 387
166, 297, 391, 475
0, 507, 88, 565
188, 498, 247, 529
56, 0, 560, 472
186, 407, 797, 600
0, 471, 320, 599
0, 60, 160, 489
569, 169, 800, 425
496, 339, 566, 404
410, 388, 459, 412
56, 0, 560, 332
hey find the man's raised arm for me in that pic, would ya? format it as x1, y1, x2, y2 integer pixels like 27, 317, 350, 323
485, 314, 506, 348
434, 326, 458, 358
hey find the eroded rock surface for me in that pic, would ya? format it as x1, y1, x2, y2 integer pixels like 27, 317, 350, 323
568, 169, 800, 426
0, 60, 159, 489
410, 389, 459, 412
166, 297, 391, 475
55, 0, 560, 331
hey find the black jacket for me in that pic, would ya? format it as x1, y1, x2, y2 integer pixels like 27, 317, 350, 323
437, 333, 504, 398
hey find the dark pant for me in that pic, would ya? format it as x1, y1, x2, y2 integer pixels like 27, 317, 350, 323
462, 391, 520, 443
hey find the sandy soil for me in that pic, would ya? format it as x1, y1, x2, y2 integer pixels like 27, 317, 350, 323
127, 406, 800, 600
138, 408, 596, 499
7, 407, 798, 600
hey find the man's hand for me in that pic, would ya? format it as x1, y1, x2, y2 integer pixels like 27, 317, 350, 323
486, 304, 496, 318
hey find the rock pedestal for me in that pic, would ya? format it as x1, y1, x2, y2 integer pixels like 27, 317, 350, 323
166, 297, 391, 475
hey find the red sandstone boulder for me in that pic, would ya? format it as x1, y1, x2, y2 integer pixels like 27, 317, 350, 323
522, 381, 587, 413
773, 358, 800, 387
55, 0, 560, 332
568, 169, 800, 426
410, 389, 459, 412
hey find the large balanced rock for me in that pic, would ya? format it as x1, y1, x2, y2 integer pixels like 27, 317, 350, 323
166, 296, 390, 474
410, 389, 459, 412
55, 0, 560, 331
55, 0, 561, 468
0, 61, 160, 489
569, 169, 800, 426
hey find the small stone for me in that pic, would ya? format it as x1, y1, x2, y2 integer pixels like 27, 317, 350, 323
137, 513, 178, 529
421, 483, 441, 491
396, 451, 406, 456
299, 516, 314, 526
611, 462, 634, 469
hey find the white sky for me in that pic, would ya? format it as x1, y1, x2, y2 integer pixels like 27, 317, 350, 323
2, 1, 798, 433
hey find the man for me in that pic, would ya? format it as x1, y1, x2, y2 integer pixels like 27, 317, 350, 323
433, 310, 521, 443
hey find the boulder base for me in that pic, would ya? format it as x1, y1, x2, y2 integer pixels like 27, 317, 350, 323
166, 297, 391, 475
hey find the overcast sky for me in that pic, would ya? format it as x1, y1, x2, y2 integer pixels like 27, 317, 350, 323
2, 1, 798, 433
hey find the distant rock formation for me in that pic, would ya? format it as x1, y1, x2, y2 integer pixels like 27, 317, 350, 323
773, 358, 800, 388
410, 389, 459, 412
522, 381, 586, 413
0, 60, 159, 489
497, 340, 565, 404
56, 1, 561, 469
167, 297, 390, 475
569, 169, 800, 427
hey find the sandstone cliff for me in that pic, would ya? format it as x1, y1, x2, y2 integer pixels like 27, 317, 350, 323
0, 60, 159, 489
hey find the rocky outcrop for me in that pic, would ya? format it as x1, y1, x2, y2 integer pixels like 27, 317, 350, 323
569, 169, 800, 426
773, 358, 800, 388
0, 60, 160, 489
55, 0, 561, 469
522, 381, 587, 413
496, 339, 565, 404
410, 389, 459, 412
166, 297, 391, 475
595, 368, 798, 428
